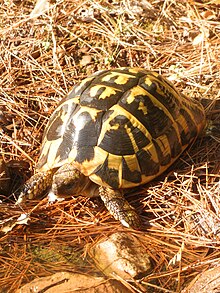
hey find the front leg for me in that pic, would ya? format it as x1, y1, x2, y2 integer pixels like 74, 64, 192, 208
99, 186, 141, 229
15, 170, 54, 205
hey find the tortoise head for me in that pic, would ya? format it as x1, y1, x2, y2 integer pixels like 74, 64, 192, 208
51, 163, 90, 198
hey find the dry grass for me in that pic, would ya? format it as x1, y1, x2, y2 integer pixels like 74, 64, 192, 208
0, 0, 220, 292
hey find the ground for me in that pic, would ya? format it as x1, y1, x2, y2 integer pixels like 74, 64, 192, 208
0, 0, 220, 292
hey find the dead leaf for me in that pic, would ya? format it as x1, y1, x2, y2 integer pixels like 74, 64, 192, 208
200, 10, 216, 20
80, 55, 92, 66
1, 213, 29, 233
30, 0, 50, 18
192, 28, 210, 46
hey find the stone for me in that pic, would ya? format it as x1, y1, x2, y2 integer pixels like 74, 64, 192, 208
90, 232, 152, 279
182, 265, 220, 293
16, 272, 128, 293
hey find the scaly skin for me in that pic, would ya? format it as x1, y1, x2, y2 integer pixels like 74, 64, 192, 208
99, 186, 141, 229
15, 162, 141, 229
15, 170, 54, 205
50, 163, 142, 228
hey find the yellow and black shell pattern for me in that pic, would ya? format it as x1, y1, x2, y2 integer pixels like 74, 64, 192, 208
37, 68, 206, 189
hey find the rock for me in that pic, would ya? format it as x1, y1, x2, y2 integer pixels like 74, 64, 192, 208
182, 266, 220, 293
16, 272, 128, 293
0, 159, 10, 196
90, 232, 152, 279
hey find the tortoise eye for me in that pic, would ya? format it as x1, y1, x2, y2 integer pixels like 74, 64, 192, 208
54, 180, 76, 195
64, 182, 75, 190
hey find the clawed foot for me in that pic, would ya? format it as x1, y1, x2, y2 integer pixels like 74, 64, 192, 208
99, 186, 141, 229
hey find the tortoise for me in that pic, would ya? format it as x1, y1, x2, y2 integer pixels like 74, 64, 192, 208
15, 67, 206, 229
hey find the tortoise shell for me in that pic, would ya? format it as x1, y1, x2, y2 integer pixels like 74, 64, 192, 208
37, 67, 206, 189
